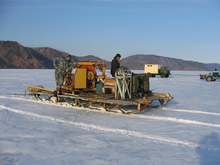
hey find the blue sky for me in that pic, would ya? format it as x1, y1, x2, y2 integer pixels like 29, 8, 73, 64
0, 0, 220, 63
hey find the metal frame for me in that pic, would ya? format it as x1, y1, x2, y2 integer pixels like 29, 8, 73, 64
115, 70, 132, 100
23, 84, 173, 114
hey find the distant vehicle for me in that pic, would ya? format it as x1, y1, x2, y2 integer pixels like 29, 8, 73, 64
144, 64, 170, 78
199, 74, 207, 79
205, 71, 220, 81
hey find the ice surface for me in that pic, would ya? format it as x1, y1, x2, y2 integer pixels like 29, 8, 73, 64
0, 69, 220, 165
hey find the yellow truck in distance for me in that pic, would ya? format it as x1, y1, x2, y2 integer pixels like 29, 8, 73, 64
144, 64, 170, 78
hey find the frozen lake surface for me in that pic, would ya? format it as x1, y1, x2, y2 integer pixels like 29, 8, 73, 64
0, 69, 220, 165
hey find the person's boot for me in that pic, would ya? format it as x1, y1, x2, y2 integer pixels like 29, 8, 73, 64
59, 88, 62, 95
54, 90, 57, 97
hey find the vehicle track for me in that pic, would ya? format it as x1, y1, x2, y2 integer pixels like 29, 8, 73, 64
0, 104, 217, 151
1, 95, 220, 128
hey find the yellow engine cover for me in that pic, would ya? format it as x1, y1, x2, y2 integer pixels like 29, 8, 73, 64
74, 68, 87, 88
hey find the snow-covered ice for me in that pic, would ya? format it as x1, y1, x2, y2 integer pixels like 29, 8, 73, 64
0, 69, 220, 165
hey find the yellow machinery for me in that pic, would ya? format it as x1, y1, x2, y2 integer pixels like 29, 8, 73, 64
24, 62, 174, 114
61, 61, 107, 93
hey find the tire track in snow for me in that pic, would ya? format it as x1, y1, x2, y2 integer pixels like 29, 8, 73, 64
0, 95, 79, 109
0, 105, 220, 151
162, 107, 220, 116
1, 95, 220, 128
131, 114, 220, 128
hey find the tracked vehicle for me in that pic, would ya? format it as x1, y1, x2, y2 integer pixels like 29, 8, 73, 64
24, 61, 173, 114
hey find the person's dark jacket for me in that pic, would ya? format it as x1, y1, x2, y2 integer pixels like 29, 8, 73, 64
111, 57, 120, 77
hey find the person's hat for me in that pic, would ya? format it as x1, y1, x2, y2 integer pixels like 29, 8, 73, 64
115, 53, 121, 58
66, 54, 71, 59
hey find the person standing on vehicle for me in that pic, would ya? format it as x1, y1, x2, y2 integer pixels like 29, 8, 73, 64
53, 54, 75, 96
111, 53, 121, 77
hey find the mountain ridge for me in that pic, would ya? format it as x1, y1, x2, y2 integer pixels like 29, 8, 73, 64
0, 40, 219, 70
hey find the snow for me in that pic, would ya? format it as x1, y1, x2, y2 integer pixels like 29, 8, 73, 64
0, 69, 220, 165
